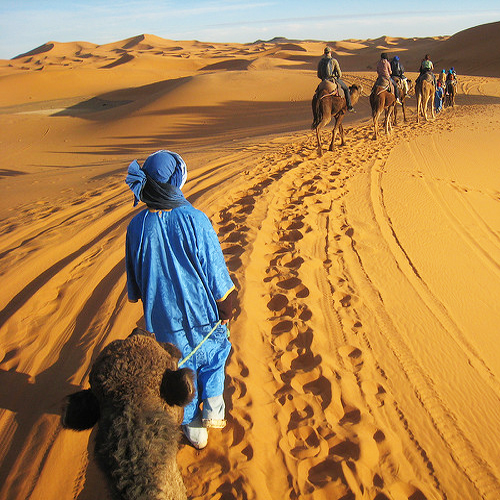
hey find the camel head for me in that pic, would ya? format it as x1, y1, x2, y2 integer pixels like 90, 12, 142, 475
61, 328, 195, 431
349, 84, 363, 105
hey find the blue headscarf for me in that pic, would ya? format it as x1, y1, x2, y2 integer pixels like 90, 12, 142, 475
126, 150, 190, 209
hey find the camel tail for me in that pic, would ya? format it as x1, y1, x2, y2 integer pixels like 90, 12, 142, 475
311, 94, 323, 130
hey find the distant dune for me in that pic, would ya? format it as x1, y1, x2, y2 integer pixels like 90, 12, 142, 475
4, 21, 500, 76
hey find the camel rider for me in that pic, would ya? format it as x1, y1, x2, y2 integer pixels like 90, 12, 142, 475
390, 55, 408, 93
377, 53, 401, 104
317, 47, 354, 111
438, 69, 446, 87
418, 54, 436, 86
446, 67, 457, 82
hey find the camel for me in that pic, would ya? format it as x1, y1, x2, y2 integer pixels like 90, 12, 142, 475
62, 328, 195, 500
445, 79, 457, 107
369, 83, 397, 140
415, 72, 436, 123
311, 82, 362, 156
392, 76, 413, 124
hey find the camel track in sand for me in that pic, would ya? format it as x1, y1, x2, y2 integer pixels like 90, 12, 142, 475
1, 102, 500, 500
180, 104, 500, 500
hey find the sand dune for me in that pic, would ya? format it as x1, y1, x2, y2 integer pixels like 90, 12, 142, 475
1, 21, 500, 500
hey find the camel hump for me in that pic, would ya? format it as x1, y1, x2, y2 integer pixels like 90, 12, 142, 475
422, 71, 434, 82
317, 79, 340, 96
371, 76, 391, 95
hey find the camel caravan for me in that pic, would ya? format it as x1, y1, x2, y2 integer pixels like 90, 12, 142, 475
312, 48, 458, 150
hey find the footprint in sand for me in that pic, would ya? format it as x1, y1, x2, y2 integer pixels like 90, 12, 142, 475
279, 228, 303, 242
298, 305, 312, 321
339, 405, 362, 425
270, 253, 304, 270
340, 294, 352, 307
276, 276, 310, 298
271, 319, 294, 336
303, 375, 333, 410
285, 425, 326, 459
267, 293, 289, 312
285, 218, 305, 230
330, 438, 361, 461
361, 379, 387, 407
307, 459, 343, 487
282, 349, 321, 373
338, 344, 364, 372
218, 222, 236, 235
223, 229, 248, 244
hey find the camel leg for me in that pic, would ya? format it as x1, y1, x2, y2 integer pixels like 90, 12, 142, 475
416, 94, 421, 123
384, 108, 393, 136
373, 112, 380, 140
424, 94, 431, 121
315, 126, 323, 156
402, 101, 407, 122
330, 125, 337, 151
330, 116, 346, 150
316, 107, 332, 156
339, 124, 345, 146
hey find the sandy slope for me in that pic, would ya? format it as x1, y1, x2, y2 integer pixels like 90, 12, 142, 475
1, 22, 500, 500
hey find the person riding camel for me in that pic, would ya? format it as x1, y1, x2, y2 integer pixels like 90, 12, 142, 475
438, 69, 447, 87
377, 53, 401, 104
390, 55, 408, 93
445, 67, 457, 97
418, 54, 436, 86
446, 67, 457, 82
317, 46, 354, 111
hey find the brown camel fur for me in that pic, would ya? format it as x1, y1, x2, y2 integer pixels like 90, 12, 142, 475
415, 73, 436, 123
62, 328, 196, 500
370, 85, 396, 140
445, 80, 457, 107
311, 82, 362, 156
392, 76, 413, 124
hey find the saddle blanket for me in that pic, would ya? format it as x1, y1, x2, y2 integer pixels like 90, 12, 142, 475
371, 76, 393, 94
316, 79, 341, 97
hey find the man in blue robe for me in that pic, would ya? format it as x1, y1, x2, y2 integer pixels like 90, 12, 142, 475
125, 150, 235, 449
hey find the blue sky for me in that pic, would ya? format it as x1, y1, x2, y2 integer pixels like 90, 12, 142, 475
1, 1, 499, 59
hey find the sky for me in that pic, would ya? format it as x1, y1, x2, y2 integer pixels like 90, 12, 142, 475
0, 0, 499, 60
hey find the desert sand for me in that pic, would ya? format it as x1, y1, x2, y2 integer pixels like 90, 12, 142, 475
1, 20, 500, 500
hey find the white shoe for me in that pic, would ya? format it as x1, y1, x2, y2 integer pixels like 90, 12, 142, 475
182, 423, 208, 450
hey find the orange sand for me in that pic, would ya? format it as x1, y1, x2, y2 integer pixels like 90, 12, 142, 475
1, 21, 500, 500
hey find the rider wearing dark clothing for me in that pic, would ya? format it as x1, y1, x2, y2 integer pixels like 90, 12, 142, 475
317, 47, 353, 111
390, 56, 404, 78
446, 67, 457, 82
390, 55, 408, 94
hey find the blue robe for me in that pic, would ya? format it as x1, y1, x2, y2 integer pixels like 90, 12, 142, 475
435, 87, 444, 113
126, 205, 234, 423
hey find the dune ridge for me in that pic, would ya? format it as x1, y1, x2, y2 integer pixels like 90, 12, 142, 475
1, 20, 500, 500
